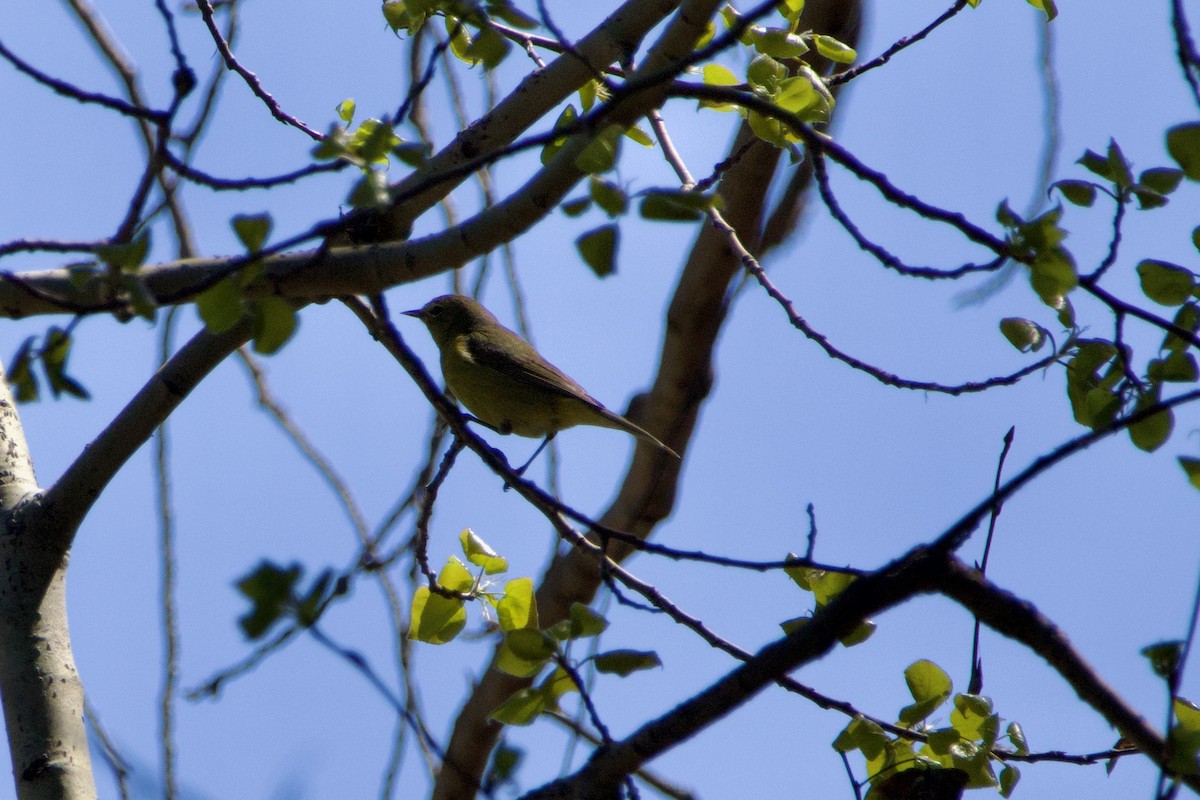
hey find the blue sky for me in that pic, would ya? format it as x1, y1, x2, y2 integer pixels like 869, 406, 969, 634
2, 0, 1198, 798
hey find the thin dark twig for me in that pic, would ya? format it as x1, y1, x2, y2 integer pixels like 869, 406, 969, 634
839, 750, 864, 800
1080, 189, 1127, 285
967, 426, 1015, 695
193, 0, 321, 139
153, 0, 189, 76
411, 435, 471, 598
0, 38, 166, 122
554, 655, 612, 745
1172, 0, 1200, 111
163, 151, 345, 190
85, 699, 132, 800
671, 83, 1010, 255
185, 625, 300, 699
708, 206, 1058, 394
393, 17, 463, 126
813, 151, 1008, 279
804, 503, 818, 561
828, 0, 969, 86
0, 239, 107, 258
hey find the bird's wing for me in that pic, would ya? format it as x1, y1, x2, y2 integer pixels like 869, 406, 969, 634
461, 330, 603, 406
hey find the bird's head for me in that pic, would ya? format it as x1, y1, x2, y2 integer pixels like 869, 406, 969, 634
403, 294, 497, 346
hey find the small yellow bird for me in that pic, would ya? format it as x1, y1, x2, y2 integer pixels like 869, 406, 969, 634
404, 295, 678, 470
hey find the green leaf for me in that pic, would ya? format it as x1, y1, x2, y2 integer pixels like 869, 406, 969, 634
777, 0, 804, 18
999, 764, 1021, 798
1180, 456, 1200, 491
1132, 186, 1170, 210
393, 141, 431, 168
295, 568, 335, 627
347, 170, 391, 208
999, 318, 1047, 353
119, 275, 158, 321
1167, 122, 1200, 181
1106, 140, 1133, 189
444, 15, 475, 63
1006, 722, 1029, 755
232, 213, 272, 254
8, 336, 39, 403
560, 197, 591, 217
1137, 259, 1195, 306
465, 26, 510, 70
1154, 351, 1198, 382
750, 27, 808, 59
460, 528, 508, 574
546, 603, 608, 640
409, 557, 474, 644
1169, 699, 1200, 774
900, 660, 952, 725
484, 739, 524, 791
803, 569, 855, 605
250, 297, 298, 355
504, 628, 556, 662
1142, 640, 1184, 678
925, 727, 961, 756
639, 189, 714, 221
812, 34, 856, 63
1140, 167, 1184, 195
1028, 247, 1077, 306
578, 79, 598, 113
488, 1, 538, 29
495, 640, 549, 678
489, 687, 546, 726
1077, 149, 1114, 181
589, 177, 627, 217
335, 98, 356, 124
1165, 303, 1200, 351
351, 118, 402, 164
1129, 398, 1173, 452
381, 2, 409, 32
699, 64, 740, 110
574, 125, 622, 174
747, 110, 789, 147
593, 649, 662, 676
409, 585, 467, 644
540, 666, 578, 704
840, 620, 876, 647
41, 327, 90, 400
97, 232, 151, 273
746, 54, 787, 92
195, 278, 244, 335
702, 63, 740, 87
775, 74, 821, 118
1027, 0, 1056, 21
576, 224, 619, 278
1052, 179, 1096, 207
312, 124, 350, 161
497, 577, 536, 631
237, 561, 302, 639
832, 716, 888, 757
624, 125, 654, 147
950, 694, 994, 740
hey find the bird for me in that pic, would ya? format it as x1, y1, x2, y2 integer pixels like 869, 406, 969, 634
404, 294, 678, 472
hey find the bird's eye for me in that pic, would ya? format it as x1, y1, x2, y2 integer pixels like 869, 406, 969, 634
427, 306, 443, 317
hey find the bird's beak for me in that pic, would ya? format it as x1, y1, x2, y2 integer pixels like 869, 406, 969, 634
402, 308, 422, 319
